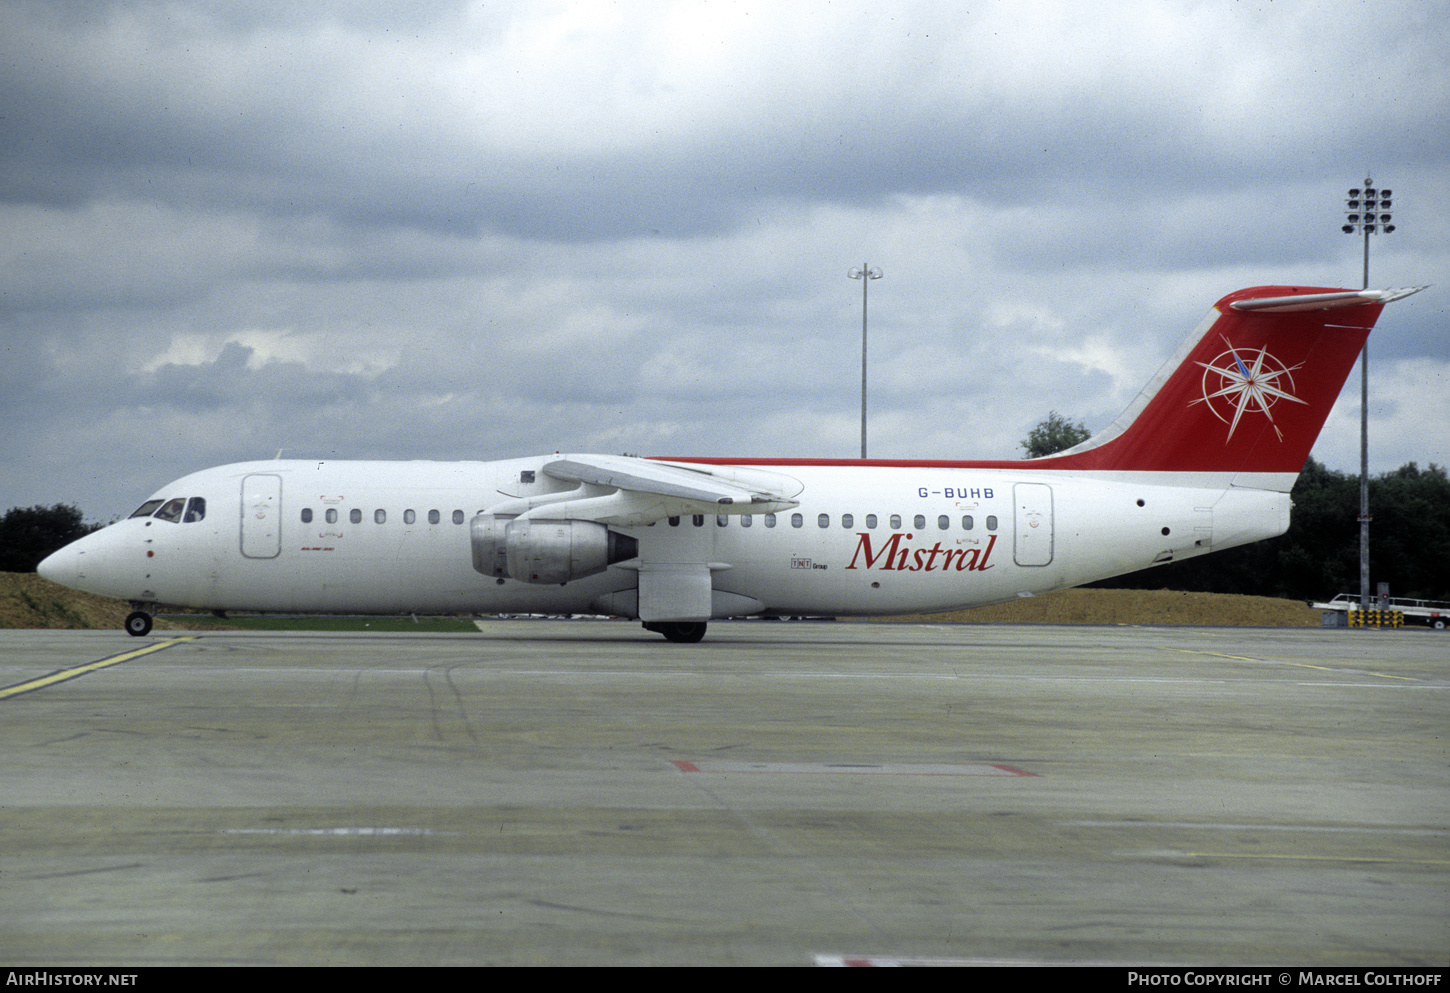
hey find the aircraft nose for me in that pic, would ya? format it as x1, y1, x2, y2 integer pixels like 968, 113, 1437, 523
37, 542, 82, 587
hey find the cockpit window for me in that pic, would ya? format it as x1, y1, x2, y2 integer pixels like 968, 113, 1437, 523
153, 498, 186, 523
129, 500, 164, 518
183, 497, 206, 523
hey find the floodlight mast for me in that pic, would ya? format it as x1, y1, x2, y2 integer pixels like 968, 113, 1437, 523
1341, 177, 1396, 612
847, 263, 883, 459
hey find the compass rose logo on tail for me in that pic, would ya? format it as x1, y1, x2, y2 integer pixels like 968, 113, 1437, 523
1191, 336, 1307, 442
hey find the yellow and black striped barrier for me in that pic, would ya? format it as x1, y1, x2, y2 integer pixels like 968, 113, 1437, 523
1348, 609, 1404, 628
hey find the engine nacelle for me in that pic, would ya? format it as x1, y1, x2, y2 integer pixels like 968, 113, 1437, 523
470, 515, 638, 585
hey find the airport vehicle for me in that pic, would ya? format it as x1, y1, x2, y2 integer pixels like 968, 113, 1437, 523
38, 285, 1424, 642
1311, 593, 1449, 630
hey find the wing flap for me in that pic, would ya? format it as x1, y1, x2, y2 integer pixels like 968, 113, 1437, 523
545, 458, 774, 506
483, 455, 801, 527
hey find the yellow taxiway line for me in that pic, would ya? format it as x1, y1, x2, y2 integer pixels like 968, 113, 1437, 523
1160, 646, 1418, 680
0, 637, 197, 700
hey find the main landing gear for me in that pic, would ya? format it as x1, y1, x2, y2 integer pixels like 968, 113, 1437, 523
124, 610, 154, 637
643, 621, 707, 643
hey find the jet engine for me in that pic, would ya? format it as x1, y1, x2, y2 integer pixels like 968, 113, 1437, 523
470, 515, 638, 585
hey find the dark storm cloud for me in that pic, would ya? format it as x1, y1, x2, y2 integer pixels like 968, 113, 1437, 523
7, 0, 1440, 240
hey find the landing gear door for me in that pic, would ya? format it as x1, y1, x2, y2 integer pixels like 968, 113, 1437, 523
241, 473, 283, 559
1013, 482, 1054, 567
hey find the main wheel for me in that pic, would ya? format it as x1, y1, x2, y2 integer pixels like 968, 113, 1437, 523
646, 621, 707, 643
124, 611, 154, 637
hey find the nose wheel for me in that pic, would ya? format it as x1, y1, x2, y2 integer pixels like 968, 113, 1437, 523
124, 611, 154, 637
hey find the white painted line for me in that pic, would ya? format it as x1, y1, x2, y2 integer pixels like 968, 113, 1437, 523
672, 760, 1034, 777
221, 827, 453, 837
814, 953, 1145, 967
1065, 820, 1447, 836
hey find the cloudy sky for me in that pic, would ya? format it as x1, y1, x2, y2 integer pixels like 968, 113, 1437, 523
3, 0, 1447, 523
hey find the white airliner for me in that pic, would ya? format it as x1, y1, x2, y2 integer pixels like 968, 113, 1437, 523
39, 284, 1424, 642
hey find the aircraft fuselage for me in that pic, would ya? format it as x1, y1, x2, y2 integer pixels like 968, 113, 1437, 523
44, 457, 1286, 620
38, 285, 1423, 641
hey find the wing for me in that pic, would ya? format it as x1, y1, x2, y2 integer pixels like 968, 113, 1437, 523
481, 454, 802, 527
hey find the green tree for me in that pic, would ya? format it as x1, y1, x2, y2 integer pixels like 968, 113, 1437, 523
1366, 462, 1450, 601
1020, 411, 1091, 458
0, 504, 99, 573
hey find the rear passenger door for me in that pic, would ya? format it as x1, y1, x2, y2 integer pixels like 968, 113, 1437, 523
1013, 482, 1054, 566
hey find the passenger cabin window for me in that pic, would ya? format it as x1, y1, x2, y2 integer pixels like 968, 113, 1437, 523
375, 509, 387, 524
890, 515, 902, 529
301, 508, 313, 524
792, 513, 803, 528
987, 515, 998, 530
404, 510, 416, 525
938, 515, 950, 530
764, 513, 776, 528
325, 508, 338, 524
818, 514, 829, 528
866, 514, 877, 529
841, 514, 853, 528
741, 514, 752, 527
453, 510, 465, 525
428, 510, 441, 525
913, 515, 926, 530
962, 515, 974, 530
351, 509, 362, 524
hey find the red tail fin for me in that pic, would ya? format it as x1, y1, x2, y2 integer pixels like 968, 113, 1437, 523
658, 284, 1425, 487
1034, 286, 1425, 483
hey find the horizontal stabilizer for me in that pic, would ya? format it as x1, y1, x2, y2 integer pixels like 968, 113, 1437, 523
1230, 286, 1427, 313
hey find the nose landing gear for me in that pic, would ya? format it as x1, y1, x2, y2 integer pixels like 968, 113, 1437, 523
124, 610, 154, 637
